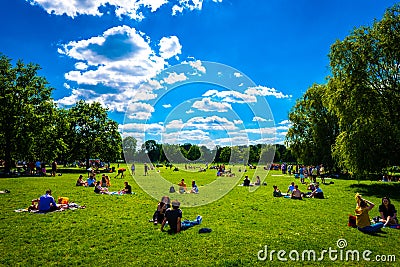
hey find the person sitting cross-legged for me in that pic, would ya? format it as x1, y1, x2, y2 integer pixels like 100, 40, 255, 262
37, 189, 61, 212
309, 184, 324, 199
94, 181, 109, 194
291, 185, 303, 200
120, 181, 132, 194
379, 197, 398, 227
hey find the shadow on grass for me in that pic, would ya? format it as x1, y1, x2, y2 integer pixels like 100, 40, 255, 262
349, 182, 400, 201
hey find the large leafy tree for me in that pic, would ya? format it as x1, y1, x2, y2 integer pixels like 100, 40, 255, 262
0, 54, 56, 172
68, 100, 122, 168
286, 84, 339, 170
326, 4, 400, 176
141, 140, 161, 163
122, 136, 137, 163
187, 145, 201, 161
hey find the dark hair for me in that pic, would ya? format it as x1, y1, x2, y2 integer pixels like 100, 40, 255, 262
382, 197, 391, 205
359, 199, 368, 208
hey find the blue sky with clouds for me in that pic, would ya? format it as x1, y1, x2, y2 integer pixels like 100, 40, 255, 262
1, 0, 397, 148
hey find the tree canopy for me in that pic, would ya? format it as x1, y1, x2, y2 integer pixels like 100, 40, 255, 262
0, 54, 122, 173
286, 4, 400, 177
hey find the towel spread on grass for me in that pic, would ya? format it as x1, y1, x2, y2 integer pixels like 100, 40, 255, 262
14, 203, 85, 213
109, 191, 136, 195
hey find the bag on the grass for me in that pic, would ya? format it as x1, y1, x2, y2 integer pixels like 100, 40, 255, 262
58, 197, 69, 204
348, 215, 356, 227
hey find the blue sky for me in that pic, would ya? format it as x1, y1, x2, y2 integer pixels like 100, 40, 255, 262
1, 0, 397, 148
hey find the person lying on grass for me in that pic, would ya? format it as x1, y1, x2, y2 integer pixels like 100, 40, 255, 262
355, 193, 384, 233
160, 200, 202, 234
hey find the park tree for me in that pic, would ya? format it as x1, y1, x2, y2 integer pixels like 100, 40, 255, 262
161, 143, 185, 163
122, 136, 137, 163
286, 84, 339, 170
249, 145, 261, 163
198, 145, 214, 163
0, 54, 56, 172
326, 4, 400, 176
219, 146, 231, 163
187, 145, 201, 161
68, 100, 122, 168
141, 140, 161, 163
259, 144, 275, 165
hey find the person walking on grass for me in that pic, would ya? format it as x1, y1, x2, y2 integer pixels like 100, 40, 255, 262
131, 163, 135, 176
51, 160, 57, 177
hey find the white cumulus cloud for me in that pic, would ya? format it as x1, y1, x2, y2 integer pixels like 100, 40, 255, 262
202, 89, 256, 103
246, 85, 291, 99
163, 72, 188, 84
192, 98, 231, 112
159, 36, 182, 59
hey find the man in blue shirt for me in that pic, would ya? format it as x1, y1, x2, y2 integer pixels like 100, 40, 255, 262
38, 189, 59, 212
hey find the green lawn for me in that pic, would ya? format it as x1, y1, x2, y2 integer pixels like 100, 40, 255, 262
0, 164, 399, 266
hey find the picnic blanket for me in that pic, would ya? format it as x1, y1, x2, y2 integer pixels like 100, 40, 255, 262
108, 191, 136, 195
14, 203, 86, 213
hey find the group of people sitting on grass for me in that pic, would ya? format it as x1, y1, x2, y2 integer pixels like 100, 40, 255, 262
354, 194, 398, 233
149, 196, 203, 234
242, 175, 262, 186
75, 173, 131, 195
271, 181, 324, 200
175, 179, 199, 194
94, 181, 132, 195
76, 174, 112, 188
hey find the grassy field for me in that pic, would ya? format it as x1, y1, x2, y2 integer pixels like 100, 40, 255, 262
0, 164, 399, 266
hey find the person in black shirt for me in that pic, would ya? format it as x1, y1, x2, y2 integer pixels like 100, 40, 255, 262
121, 181, 132, 194
161, 200, 182, 233
379, 197, 397, 227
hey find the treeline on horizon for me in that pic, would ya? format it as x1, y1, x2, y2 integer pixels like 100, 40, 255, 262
122, 137, 293, 165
